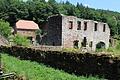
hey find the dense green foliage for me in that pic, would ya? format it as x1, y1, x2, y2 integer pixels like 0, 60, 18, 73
106, 40, 120, 55
0, 20, 11, 38
0, 0, 120, 37
2, 53, 100, 80
13, 34, 30, 46
0, 19, 30, 46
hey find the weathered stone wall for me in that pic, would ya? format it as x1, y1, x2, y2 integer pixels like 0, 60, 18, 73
43, 15, 110, 51
62, 16, 110, 51
92, 22, 110, 50
62, 16, 82, 48
0, 46, 120, 80
33, 45, 62, 51
17, 29, 37, 42
17, 29, 36, 37
43, 15, 62, 46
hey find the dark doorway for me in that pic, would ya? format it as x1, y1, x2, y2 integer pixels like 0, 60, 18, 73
53, 42, 55, 46
81, 37, 87, 47
89, 41, 93, 47
96, 42, 105, 49
74, 40, 79, 49
27, 37, 33, 44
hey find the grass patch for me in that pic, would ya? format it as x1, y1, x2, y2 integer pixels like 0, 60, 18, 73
1, 53, 101, 80
106, 40, 120, 55
95, 39, 120, 55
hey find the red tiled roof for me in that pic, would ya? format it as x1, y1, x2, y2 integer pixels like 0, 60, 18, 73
16, 20, 39, 30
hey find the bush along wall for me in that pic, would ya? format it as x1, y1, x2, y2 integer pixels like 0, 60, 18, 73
0, 46, 120, 80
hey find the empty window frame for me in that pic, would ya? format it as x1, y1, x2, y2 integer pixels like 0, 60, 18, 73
77, 21, 81, 30
84, 22, 87, 31
103, 24, 106, 32
69, 21, 73, 29
94, 23, 98, 31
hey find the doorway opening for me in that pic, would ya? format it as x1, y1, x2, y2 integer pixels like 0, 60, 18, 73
81, 37, 87, 47
96, 42, 105, 49
52, 42, 55, 46
73, 40, 79, 49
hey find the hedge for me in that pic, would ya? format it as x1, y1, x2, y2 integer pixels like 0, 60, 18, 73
0, 46, 120, 80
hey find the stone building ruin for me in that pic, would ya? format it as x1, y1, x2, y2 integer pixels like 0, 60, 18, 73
42, 14, 110, 51
15, 20, 39, 45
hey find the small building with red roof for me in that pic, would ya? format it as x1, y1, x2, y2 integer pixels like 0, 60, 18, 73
15, 20, 39, 44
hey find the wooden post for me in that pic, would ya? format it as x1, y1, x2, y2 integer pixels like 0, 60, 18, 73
0, 53, 3, 75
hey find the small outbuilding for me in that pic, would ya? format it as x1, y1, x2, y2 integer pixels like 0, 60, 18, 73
15, 20, 39, 44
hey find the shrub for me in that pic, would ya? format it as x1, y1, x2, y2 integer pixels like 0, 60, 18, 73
0, 20, 11, 38
107, 47, 114, 52
13, 34, 30, 47
115, 40, 120, 49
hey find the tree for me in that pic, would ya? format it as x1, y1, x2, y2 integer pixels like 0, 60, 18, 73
0, 20, 11, 38
117, 20, 120, 35
35, 29, 47, 44
0, 0, 21, 26
48, 0, 59, 14
0, 0, 120, 37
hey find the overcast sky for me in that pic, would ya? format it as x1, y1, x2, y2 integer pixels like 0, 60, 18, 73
55, 0, 120, 12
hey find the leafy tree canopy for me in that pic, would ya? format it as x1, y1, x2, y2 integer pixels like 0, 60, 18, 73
0, 19, 11, 38
0, 0, 120, 37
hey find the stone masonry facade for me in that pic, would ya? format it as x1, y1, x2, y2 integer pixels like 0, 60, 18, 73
42, 14, 110, 51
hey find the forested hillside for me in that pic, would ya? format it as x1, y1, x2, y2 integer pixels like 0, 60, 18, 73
0, 0, 120, 37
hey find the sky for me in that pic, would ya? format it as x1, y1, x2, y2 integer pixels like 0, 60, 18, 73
54, 0, 120, 12
24, 0, 120, 12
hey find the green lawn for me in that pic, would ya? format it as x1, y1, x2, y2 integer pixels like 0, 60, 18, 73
1, 53, 101, 80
